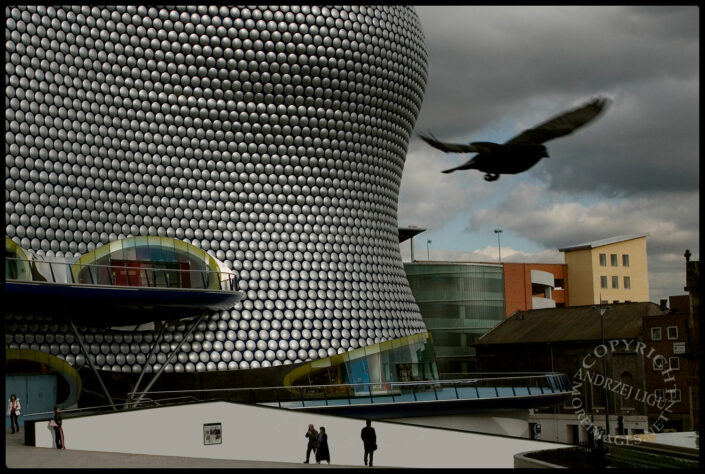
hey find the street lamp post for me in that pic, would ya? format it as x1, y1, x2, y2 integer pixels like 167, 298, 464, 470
592, 302, 612, 441
494, 229, 503, 263
426, 240, 432, 260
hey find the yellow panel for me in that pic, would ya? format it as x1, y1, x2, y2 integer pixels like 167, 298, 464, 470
363, 343, 381, 355
5, 237, 28, 260
345, 346, 367, 360
158, 236, 173, 255
6, 349, 83, 407
310, 358, 331, 369
6, 237, 32, 280
173, 238, 190, 259
329, 352, 347, 367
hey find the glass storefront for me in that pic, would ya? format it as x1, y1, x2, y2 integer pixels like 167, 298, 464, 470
72, 236, 225, 289
284, 332, 439, 391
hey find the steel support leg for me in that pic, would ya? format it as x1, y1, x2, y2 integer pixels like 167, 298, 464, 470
131, 314, 207, 408
67, 317, 117, 411
124, 322, 169, 409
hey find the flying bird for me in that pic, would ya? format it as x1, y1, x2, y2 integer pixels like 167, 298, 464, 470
419, 96, 611, 181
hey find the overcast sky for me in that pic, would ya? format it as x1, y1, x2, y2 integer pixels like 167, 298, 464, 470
398, 6, 699, 304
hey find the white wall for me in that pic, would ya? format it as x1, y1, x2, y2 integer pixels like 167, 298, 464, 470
36, 402, 565, 468
393, 410, 530, 438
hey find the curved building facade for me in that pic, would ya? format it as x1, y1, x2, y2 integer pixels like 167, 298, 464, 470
5, 6, 429, 377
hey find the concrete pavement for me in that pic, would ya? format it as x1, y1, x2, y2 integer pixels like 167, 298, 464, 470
4, 428, 363, 469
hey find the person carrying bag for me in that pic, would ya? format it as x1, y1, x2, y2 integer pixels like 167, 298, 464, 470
7, 394, 21, 434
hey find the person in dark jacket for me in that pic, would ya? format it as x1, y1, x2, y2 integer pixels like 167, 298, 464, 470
304, 423, 318, 463
361, 419, 376, 467
51, 406, 65, 450
315, 426, 330, 464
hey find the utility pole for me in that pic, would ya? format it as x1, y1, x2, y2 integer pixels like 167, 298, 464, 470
592, 301, 612, 440
494, 229, 503, 263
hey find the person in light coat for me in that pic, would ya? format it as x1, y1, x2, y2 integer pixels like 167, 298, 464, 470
7, 394, 21, 434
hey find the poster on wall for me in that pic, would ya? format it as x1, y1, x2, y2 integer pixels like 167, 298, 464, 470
203, 423, 222, 445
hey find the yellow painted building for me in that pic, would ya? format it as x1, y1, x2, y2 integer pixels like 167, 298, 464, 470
559, 234, 650, 306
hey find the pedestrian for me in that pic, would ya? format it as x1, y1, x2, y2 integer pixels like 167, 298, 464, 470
361, 419, 377, 467
303, 423, 318, 463
49, 406, 66, 450
7, 394, 21, 434
315, 426, 330, 464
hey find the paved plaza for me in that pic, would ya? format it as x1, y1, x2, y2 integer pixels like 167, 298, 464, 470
4, 428, 359, 469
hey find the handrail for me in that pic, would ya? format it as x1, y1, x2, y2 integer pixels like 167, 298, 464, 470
125, 374, 572, 409
24, 395, 203, 418
22, 374, 571, 417
6, 257, 238, 292
128, 374, 569, 396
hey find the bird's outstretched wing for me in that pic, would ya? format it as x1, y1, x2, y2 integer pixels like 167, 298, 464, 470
418, 132, 478, 153
505, 97, 611, 146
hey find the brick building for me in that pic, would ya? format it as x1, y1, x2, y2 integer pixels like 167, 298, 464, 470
503, 263, 568, 316
475, 302, 690, 444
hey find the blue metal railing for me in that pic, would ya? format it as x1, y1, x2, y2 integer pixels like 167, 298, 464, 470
6, 257, 238, 292
128, 373, 571, 409
20, 374, 570, 420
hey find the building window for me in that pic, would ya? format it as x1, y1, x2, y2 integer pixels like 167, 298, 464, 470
611, 254, 618, 266
612, 276, 619, 289
667, 326, 678, 340
669, 357, 680, 370
601, 276, 608, 289
653, 357, 664, 371
622, 254, 630, 267
599, 253, 607, 266
620, 372, 634, 409
554, 278, 564, 290
623, 276, 631, 289
651, 327, 662, 341
668, 389, 681, 402
655, 389, 665, 400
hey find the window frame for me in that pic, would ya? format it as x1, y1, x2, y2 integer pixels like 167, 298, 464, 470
668, 389, 681, 402
611, 276, 619, 289
623, 276, 631, 289
667, 326, 678, 340
655, 389, 665, 400
669, 357, 680, 371
651, 327, 662, 341
599, 253, 607, 267
610, 254, 618, 266
622, 254, 630, 267
601, 276, 608, 289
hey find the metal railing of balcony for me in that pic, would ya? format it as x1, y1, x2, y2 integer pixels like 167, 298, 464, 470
127, 373, 571, 410
6, 257, 238, 292
23, 395, 204, 420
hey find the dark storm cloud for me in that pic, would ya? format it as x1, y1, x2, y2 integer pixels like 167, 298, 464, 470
401, 6, 698, 302
414, 6, 699, 196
